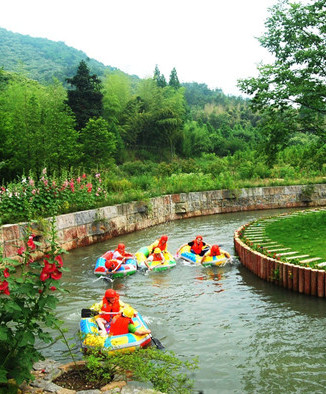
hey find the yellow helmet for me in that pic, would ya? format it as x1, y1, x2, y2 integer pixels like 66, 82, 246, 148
122, 306, 135, 318
154, 248, 161, 254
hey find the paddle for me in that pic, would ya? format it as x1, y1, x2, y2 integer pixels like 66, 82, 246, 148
81, 308, 120, 318
150, 336, 164, 350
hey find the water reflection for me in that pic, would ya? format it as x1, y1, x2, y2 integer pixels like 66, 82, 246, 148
43, 207, 326, 393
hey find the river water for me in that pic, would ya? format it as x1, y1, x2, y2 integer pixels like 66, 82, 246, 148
45, 208, 326, 393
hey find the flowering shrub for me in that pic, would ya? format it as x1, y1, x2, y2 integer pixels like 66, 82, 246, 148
0, 169, 107, 224
0, 217, 67, 391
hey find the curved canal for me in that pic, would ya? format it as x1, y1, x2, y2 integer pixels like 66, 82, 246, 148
46, 208, 326, 393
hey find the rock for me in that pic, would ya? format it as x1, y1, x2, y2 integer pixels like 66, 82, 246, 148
100, 381, 126, 391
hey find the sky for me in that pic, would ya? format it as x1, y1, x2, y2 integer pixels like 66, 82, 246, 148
0, 0, 277, 96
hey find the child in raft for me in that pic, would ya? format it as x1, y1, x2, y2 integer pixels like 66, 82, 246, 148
144, 247, 165, 271
105, 243, 134, 272
199, 244, 230, 264
109, 306, 151, 336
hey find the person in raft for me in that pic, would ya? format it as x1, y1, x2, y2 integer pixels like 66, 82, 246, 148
105, 243, 134, 272
144, 247, 165, 270
96, 289, 120, 336
177, 235, 209, 256
150, 235, 168, 253
109, 306, 151, 336
199, 244, 230, 264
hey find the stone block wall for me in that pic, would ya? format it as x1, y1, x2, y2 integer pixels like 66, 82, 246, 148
1, 183, 326, 260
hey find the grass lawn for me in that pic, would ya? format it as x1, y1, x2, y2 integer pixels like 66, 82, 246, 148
264, 210, 326, 263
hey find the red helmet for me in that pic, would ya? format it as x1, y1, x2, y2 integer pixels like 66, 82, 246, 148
196, 235, 203, 241
105, 289, 116, 299
117, 243, 125, 251
160, 235, 168, 242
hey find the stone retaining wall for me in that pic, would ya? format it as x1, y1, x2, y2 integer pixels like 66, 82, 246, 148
234, 226, 326, 298
2, 183, 326, 259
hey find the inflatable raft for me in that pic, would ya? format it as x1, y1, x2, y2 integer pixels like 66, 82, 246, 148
176, 245, 230, 267
94, 250, 137, 278
80, 301, 152, 353
135, 245, 176, 271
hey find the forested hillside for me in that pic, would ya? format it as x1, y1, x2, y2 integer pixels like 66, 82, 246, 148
0, 27, 118, 84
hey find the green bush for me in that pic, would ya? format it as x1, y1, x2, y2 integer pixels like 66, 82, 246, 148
84, 348, 198, 394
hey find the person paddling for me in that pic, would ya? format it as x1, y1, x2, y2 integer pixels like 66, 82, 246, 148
177, 235, 209, 256
96, 289, 120, 336
105, 243, 134, 272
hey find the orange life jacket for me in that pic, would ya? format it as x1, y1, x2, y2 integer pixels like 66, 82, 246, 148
156, 239, 167, 251
109, 314, 133, 336
100, 296, 120, 322
152, 253, 163, 262
191, 240, 204, 255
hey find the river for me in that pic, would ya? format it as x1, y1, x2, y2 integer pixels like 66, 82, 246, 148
44, 208, 326, 393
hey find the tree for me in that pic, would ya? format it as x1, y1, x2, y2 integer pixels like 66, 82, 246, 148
66, 60, 103, 130
153, 65, 167, 88
0, 75, 79, 180
169, 67, 180, 89
238, 0, 326, 147
79, 117, 116, 168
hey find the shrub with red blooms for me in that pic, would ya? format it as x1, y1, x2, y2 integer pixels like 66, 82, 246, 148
0, 217, 68, 391
0, 168, 107, 224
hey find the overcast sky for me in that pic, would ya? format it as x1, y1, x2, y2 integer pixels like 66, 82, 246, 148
0, 0, 277, 96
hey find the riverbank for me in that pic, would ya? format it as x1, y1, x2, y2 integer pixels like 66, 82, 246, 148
234, 209, 326, 298
2, 183, 326, 260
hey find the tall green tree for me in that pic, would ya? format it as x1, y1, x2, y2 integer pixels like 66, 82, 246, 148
66, 60, 103, 130
238, 0, 326, 159
0, 75, 79, 179
79, 117, 116, 168
153, 65, 167, 88
169, 67, 180, 89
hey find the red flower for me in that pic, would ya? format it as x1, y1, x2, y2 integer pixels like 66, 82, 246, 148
17, 246, 25, 255
0, 280, 10, 295
3, 268, 9, 278
38, 289, 43, 294
43, 260, 56, 274
50, 286, 56, 291
82, 173, 86, 179
55, 255, 63, 267
27, 236, 36, 250
40, 270, 50, 282
51, 269, 62, 280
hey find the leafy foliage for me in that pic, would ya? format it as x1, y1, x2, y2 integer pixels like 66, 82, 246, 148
83, 348, 198, 394
238, 0, 326, 160
0, 218, 67, 391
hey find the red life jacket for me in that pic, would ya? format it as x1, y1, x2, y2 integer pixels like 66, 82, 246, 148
156, 238, 167, 251
191, 240, 204, 255
109, 314, 133, 336
100, 296, 120, 322
152, 253, 163, 262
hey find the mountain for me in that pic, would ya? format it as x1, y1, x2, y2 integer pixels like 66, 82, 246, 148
0, 27, 132, 84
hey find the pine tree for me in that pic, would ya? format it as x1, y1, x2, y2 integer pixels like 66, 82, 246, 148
66, 60, 103, 130
169, 67, 180, 89
153, 65, 167, 88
